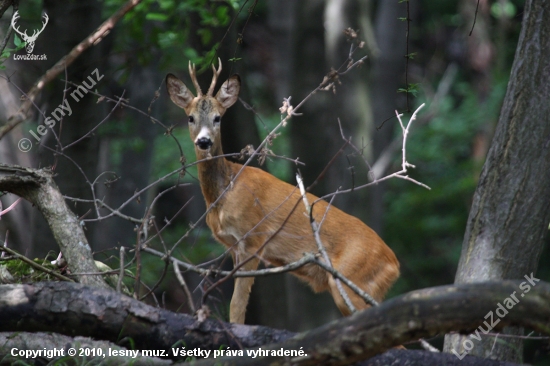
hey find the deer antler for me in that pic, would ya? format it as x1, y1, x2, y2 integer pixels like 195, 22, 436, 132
11, 11, 28, 39
206, 57, 222, 97
34, 13, 49, 39
188, 61, 203, 97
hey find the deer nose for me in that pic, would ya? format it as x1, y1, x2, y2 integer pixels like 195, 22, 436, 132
195, 137, 213, 150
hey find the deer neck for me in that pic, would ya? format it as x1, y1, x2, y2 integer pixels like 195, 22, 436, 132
195, 141, 231, 206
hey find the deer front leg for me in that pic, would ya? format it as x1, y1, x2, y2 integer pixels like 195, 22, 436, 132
229, 252, 260, 324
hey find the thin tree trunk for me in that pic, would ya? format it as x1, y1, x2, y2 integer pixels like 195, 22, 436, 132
285, 0, 342, 330
32, 0, 106, 256
444, 0, 550, 361
368, 0, 408, 234
94, 62, 160, 252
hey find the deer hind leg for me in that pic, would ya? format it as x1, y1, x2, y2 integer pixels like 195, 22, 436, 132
229, 252, 260, 324
328, 261, 400, 316
328, 276, 370, 316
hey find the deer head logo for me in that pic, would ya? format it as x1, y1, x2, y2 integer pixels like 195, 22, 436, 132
11, 11, 49, 54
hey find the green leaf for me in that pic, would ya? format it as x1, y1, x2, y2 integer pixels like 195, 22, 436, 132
198, 28, 212, 45
491, 0, 516, 19
145, 13, 168, 21
13, 34, 23, 47
398, 83, 420, 97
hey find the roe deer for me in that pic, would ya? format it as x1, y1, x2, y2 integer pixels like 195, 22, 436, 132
166, 59, 400, 324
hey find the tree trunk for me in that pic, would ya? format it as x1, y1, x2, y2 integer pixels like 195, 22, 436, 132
31, 0, 106, 257
0, 282, 295, 352
279, 0, 343, 331
367, 0, 408, 234
196, 280, 550, 366
444, 0, 550, 361
93, 62, 160, 252
2, 281, 549, 365
0, 165, 108, 288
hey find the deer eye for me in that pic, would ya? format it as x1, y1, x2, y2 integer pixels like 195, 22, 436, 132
213, 116, 221, 124
188, 116, 195, 124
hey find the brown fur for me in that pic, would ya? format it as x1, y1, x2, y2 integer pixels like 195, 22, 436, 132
166, 64, 400, 324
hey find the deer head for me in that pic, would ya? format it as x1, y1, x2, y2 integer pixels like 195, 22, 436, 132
11, 11, 49, 54
165, 58, 240, 157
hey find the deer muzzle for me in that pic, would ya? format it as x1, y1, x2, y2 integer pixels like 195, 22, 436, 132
195, 137, 213, 150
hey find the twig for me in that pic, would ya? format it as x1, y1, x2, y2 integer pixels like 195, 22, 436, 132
0, 245, 74, 282
296, 172, 357, 314
469, 0, 481, 36
371, 64, 457, 178
140, 256, 169, 302
419, 338, 440, 352
311, 257, 379, 307
133, 218, 145, 298
144, 245, 318, 278
316, 103, 430, 204
174, 263, 196, 313
61, 79, 185, 158
0, 197, 21, 218
404, 0, 411, 112
63, 196, 143, 224
305, 139, 350, 192
337, 118, 373, 171
1, 230, 8, 258
116, 246, 125, 293
63, 91, 126, 150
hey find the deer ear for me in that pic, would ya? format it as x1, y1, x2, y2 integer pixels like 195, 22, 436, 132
216, 75, 240, 109
166, 74, 195, 112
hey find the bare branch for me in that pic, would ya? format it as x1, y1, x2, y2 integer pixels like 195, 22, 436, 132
296, 172, 357, 313
174, 263, 196, 313
116, 246, 125, 293
316, 103, 430, 204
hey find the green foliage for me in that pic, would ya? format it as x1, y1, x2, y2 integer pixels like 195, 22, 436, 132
385, 75, 508, 294
13, 34, 23, 48
255, 114, 293, 183
398, 83, 420, 97
151, 127, 196, 181
1, 255, 60, 283
491, 0, 517, 19
0, 35, 26, 70
103, 0, 240, 70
